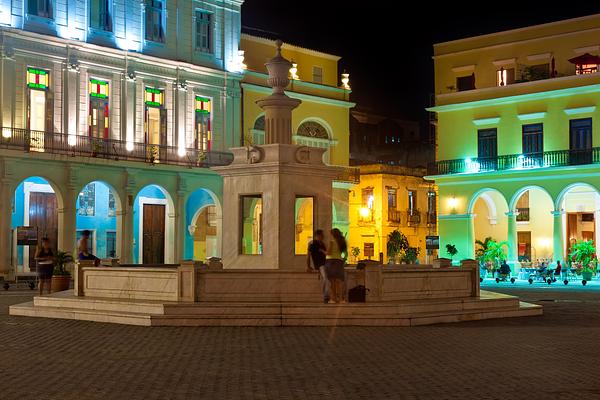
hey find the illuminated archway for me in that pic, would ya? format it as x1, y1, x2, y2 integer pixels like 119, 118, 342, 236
557, 183, 600, 259
469, 189, 509, 258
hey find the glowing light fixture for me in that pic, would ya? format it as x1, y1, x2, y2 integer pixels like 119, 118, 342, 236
2, 127, 11, 138
289, 62, 299, 80
341, 72, 350, 90
359, 207, 370, 218
448, 196, 458, 209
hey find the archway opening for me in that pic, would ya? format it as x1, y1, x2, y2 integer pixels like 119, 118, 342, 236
75, 181, 121, 259
471, 189, 508, 259
560, 184, 600, 259
133, 184, 174, 264
513, 188, 554, 263
185, 187, 222, 261
11, 177, 59, 274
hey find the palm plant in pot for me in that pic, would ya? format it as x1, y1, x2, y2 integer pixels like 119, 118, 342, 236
387, 230, 409, 264
483, 240, 509, 275
52, 250, 74, 292
569, 240, 596, 282
475, 237, 493, 278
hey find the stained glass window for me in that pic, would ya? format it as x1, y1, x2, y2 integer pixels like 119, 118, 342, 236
89, 79, 109, 99
27, 68, 49, 90
145, 87, 164, 107
195, 96, 212, 151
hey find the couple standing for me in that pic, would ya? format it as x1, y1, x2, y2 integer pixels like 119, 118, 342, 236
307, 228, 347, 304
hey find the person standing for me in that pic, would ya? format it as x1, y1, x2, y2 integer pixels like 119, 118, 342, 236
326, 228, 348, 304
307, 229, 329, 303
34, 237, 54, 295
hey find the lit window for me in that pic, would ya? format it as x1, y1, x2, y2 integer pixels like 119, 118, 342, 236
387, 188, 397, 209
145, 0, 164, 43
28, 0, 53, 19
78, 183, 96, 216
195, 11, 212, 53
496, 68, 515, 86
427, 191, 436, 215
144, 87, 164, 107
195, 96, 212, 151
90, 0, 112, 31
408, 190, 416, 214
576, 64, 598, 75
312, 66, 323, 84
89, 79, 109, 99
362, 188, 374, 209
27, 68, 49, 90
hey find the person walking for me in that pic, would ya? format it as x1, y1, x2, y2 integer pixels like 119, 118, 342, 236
326, 228, 348, 304
307, 229, 329, 303
34, 237, 54, 295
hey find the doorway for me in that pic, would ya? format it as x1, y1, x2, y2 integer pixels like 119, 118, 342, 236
142, 203, 165, 264
570, 118, 592, 165
28, 191, 58, 270
145, 106, 166, 162
89, 97, 109, 139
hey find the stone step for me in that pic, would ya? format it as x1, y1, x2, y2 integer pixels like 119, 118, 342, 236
33, 291, 167, 315
151, 302, 542, 327
9, 302, 153, 326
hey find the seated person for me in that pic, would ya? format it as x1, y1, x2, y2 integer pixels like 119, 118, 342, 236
498, 261, 511, 276
78, 230, 100, 266
554, 261, 562, 276
537, 262, 547, 274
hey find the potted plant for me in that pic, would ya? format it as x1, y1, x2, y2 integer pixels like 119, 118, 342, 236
475, 237, 493, 277
197, 150, 207, 167
350, 246, 361, 263
51, 250, 74, 292
387, 230, 409, 264
404, 247, 420, 264
569, 240, 596, 282
446, 243, 458, 262
483, 240, 509, 276
91, 139, 103, 157
148, 145, 159, 164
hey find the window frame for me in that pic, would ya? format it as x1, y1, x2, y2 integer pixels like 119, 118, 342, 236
144, 0, 165, 43
28, 0, 54, 20
194, 9, 213, 54
312, 66, 323, 84
89, 0, 113, 32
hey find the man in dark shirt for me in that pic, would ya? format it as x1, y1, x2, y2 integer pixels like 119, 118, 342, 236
307, 229, 329, 303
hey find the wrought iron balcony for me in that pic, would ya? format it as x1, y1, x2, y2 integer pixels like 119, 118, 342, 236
406, 209, 421, 226
427, 212, 437, 226
429, 148, 600, 176
0, 127, 233, 168
388, 208, 402, 223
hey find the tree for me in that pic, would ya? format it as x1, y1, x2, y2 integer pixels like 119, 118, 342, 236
387, 230, 409, 263
446, 244, 458, 261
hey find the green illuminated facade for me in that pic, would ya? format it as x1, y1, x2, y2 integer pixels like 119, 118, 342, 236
429, 14, 600, 268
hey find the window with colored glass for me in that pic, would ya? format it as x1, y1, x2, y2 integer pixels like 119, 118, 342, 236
27, 68, 49, 90
195, 96, 212, 151
144, 87, 164, 107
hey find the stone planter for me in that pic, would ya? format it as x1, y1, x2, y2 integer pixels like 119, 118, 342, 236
51, 275, 71, 292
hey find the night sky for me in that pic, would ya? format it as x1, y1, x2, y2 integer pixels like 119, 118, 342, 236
242, 2, 600, 130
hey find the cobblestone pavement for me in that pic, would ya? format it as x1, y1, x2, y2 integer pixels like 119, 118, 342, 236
2, 288, 600, 400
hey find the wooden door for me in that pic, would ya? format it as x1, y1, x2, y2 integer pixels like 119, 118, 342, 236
517, 231, 531, 261
28, 192, 58, 270
566, 213, 578, 257
142, 204, 165, 264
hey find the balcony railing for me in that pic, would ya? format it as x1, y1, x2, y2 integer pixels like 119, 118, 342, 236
429, 148, 600, 176
406, 209, 421, 226
427, 212, 437, 226
0, 127, 233, 168
388, 208, 402, 223
516, 207, 530, 222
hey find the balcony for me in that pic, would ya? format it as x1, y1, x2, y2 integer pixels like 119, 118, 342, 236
516, 208, 530, 222
388, 208, 402, 223
406, 209, 421, 226
429, 148, 600, 176
0, 127, 233, 168
427, 212, 437, 226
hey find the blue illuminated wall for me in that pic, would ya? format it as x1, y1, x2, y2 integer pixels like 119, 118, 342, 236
184, 189, 215, 260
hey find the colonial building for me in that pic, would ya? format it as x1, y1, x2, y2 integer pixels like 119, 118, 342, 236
429, 14, 600, 267
348, 164, 436, 264
0, 0, 245, 278
240, 30, 355, 238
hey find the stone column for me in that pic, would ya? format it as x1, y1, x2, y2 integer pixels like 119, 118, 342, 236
466, 213, 475, 260
120, 171, 137, 264
552, 210, 565, 263
0, 175, 13, 275
174, 80, 187, 153
58, 165, 78, 254
63, 60, 80, 139
122, 73, 136, 145
173, 191, 186, 263
506, 211, 519, 262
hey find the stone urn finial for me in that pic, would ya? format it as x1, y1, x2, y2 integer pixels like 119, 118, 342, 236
265, 39, 292, 95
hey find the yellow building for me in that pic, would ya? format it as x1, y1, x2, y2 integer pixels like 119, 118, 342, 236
429, 14, 600, 268
348, 165, 437, 263
240, 32, 355, 243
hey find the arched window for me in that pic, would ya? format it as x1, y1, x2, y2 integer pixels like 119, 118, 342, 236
296, 121, 329, 140
248, 115, 265, 145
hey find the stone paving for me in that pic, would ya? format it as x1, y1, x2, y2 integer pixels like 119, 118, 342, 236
1, 288, 600, 400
